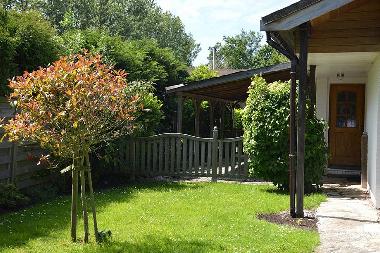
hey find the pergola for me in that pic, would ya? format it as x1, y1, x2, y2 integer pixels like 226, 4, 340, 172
165, 63, 291, 137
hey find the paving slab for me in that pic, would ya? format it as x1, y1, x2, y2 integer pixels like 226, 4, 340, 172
316, 182, 380, 253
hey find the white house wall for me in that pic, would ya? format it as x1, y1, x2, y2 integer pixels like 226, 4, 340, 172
366, 55, 380, 207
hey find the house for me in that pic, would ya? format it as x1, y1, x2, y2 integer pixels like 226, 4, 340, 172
261, 0, 380, 208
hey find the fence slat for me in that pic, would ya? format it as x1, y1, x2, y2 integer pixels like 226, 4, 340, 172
200, 141, 205, 176
170, 137, 175, 173
147, 141, 152, 176
164, 138, 169, 174
218, 140, 223, 175
237, 141, 242, 178
207, 141, 212, 175
194, 140, 199, 176
176, 137, 181, 174
231, 142, 236, 174
159, 138, 164, 173
224, 142, 230, 175
141, 141, 146, 173
189, 139, 193, 175
153, 141, 158, 174
182, 138, 188, 174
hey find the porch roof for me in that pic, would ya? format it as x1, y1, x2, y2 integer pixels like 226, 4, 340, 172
261, 0, 354, 31
166, 63, 291, 102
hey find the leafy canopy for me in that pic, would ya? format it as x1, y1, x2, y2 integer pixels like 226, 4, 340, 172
209, 30, 287, 69
3, 52, 141, 158
3, 0, 200, 65
186, 65, 217, 82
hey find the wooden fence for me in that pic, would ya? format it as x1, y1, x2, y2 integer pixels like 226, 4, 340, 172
121, 128, 249, 180
0, 98, 49, 189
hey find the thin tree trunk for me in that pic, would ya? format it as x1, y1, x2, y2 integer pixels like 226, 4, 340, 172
80, 155, 89, 243
71, 167, 78, 242
85, 153, 99, 242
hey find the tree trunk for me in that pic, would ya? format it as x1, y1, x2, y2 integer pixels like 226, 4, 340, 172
80, 155, 89, 243
71, 168, 78, 242
85, 153, 99, 242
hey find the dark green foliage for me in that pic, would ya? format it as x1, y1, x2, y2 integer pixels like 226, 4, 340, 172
60, 29, 188, 131
243, 76, 327, 191
0, 183, 30, 209
3, 0, 200, 65
0, 8, 60, 95
126, 81, 163, 137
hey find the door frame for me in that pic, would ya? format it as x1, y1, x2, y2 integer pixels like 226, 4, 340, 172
328, 83, 365, 168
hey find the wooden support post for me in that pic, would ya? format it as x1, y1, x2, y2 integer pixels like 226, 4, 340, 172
361, 132, 368, 189
289, 59, 297, 218
309, 65, 317, 114
194, 99, 201, 136
131, 139, 136, 181
212, 126, 218, 182
296, 22, 309, 218
177, 94, 183, 133
209, 101, 215, 137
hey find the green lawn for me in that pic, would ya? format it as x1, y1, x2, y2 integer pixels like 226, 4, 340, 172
0, 182, 326, 253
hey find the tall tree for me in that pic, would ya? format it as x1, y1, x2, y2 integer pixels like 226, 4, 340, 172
208, 30, 287, 69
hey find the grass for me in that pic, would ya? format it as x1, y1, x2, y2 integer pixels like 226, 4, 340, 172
0, 182, 326, 253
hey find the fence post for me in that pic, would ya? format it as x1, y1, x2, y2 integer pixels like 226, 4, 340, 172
212, 126, 218, 182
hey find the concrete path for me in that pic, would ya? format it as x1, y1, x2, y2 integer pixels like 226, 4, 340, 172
316, 182, 380, 253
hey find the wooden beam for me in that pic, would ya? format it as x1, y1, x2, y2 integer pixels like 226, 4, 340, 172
176, 94, 183, 133
296, 23, 309, 218
183, 92, 233, 104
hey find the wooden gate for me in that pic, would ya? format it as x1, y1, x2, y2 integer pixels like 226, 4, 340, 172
121, 128, 248, 180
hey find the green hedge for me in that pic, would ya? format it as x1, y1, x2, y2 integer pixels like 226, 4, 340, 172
243, 76, 327, 191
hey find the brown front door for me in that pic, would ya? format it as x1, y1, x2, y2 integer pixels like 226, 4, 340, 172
329, 84, 365, 167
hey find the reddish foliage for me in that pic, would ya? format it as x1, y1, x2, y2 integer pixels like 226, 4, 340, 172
3, 52, 140, 158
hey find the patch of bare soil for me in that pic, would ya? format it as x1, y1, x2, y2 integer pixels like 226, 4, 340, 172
257, 210, 317, 230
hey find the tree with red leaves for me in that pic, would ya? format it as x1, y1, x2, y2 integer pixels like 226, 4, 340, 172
3, 52, 142, 243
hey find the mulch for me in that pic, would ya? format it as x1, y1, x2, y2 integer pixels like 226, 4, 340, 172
257, 210, 318, 231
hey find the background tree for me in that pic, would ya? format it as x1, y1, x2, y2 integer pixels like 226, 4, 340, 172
186, 65, 217, 82
3, 53, 144, 243
208, 30, 287, 69
3, 0, 200, 65
0, 8, 60, 95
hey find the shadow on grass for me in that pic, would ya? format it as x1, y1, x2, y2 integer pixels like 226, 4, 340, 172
88, 236, 222, 253
260, 187, 323, 196
0, 181, 203, 251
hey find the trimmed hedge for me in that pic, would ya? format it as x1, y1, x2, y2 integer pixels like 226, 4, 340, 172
243, 76, 327, 191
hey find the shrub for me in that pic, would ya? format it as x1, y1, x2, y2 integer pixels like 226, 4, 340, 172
0, 183, 30, 210
243, 76, 327, 191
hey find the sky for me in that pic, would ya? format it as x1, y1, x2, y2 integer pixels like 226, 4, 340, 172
156, 0, 299, 66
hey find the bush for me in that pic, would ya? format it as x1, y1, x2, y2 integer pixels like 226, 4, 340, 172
243, 76, 327, 191
0, 183, 30, 210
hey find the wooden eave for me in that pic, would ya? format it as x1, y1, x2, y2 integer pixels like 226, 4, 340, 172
261, 0, 354, 31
